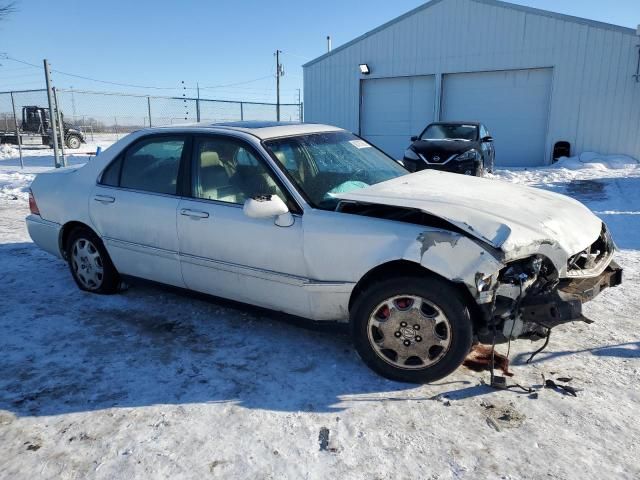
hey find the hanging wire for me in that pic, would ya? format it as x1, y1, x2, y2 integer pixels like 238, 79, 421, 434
2, 55, 276, 92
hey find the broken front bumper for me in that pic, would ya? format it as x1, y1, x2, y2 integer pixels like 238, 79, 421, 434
520, 260, 623, 330
477, 260, 623, 344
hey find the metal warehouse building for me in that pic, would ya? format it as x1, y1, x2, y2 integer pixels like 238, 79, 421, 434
303, 0, 640, 166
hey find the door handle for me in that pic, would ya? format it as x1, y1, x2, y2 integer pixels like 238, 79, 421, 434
94, 195, 115, 204
180, 208, 209, 219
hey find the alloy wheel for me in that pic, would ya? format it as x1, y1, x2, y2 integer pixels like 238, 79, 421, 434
367, 295, 452, 370
71, 238, 104, 290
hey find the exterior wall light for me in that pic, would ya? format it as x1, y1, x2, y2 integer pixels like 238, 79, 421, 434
359, 64, 371, 75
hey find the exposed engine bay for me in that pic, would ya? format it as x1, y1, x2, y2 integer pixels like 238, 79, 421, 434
476, 228, 623, 345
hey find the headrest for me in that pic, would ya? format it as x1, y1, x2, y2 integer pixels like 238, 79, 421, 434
200, 151, 222, 168
274, 151, 286, 165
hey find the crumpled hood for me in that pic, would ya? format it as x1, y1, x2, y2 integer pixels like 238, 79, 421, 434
334, 170, 602, 259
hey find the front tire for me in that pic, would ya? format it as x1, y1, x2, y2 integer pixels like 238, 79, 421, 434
351, 275, 473, 383
66, 134, 82, 149
66, 227, 120, 294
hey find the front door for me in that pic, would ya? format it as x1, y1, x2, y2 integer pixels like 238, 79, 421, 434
177, 135, 309, 317
89, 134, 188, 287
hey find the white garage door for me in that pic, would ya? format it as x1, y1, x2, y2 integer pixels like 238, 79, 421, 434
442, 68, 553, 167
361, 75, 435, 159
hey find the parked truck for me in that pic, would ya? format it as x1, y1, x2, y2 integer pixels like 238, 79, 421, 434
1, 106, 86, 149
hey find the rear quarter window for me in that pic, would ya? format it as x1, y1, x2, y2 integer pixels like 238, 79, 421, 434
99, 136, 185, 195
100, 156, 123, 186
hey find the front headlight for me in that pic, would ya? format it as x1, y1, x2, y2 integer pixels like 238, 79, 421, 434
455, 149, 480, 161
404, 148, 420, 160
475, 273, 495, 292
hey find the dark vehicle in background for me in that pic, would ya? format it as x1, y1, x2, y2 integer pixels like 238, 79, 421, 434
402, 122, 494, 176
0, 105, 85, 149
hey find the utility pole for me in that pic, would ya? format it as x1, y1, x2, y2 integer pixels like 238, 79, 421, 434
275, 50, 284, 121
147, 96, 152, 127
196, 82, 201, 122
43, 59, 61, 168
70, 85, 77, 121
53, 87, 66, 167
10, 91, 23, 169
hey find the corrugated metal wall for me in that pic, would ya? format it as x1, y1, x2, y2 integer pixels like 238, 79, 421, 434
303, 0, 640, 164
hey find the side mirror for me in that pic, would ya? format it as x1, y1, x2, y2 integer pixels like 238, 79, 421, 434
243, 195, 294, 227
482, 135, 494, 143
410, 136, 419, 142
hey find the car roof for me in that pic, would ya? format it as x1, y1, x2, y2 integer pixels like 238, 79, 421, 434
153, 121, 344, 140
428, 121, 482, 127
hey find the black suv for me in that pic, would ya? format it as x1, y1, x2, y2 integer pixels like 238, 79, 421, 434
402, 122, 495, 176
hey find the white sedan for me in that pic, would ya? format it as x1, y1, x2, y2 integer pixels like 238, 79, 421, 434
26, 122, 622, 382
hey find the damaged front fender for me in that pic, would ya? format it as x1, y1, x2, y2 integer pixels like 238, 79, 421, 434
409, 229, 505, 302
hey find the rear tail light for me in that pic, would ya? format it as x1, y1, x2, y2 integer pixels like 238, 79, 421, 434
28, 190, 41, 215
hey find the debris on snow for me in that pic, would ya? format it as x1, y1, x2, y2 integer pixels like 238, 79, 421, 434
543, 377, 580, 397
464, 344, 513, 377
318, 427, 330, 451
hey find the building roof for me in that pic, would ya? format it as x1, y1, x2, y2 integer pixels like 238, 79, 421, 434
303, 0, 636, 68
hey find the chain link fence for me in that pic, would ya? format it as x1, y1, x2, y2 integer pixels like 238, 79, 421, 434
0, 88, 303, 145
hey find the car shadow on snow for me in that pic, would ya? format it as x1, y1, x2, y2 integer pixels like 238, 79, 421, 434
0, 241, 479, 418
531, 176, 640, 250
511, 341, 640, 366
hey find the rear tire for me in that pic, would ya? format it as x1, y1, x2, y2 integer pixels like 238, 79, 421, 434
66, 227, 120, 294
350, 275, 473, 383
66, 134, 82, 149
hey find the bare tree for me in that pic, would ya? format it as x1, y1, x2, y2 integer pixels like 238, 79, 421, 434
0, 2, 15, 20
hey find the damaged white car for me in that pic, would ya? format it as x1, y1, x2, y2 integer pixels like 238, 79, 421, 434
26, 122, 622, 383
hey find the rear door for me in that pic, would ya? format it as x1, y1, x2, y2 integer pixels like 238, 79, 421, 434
176, 134, 310, 317
89, 134, 188, 287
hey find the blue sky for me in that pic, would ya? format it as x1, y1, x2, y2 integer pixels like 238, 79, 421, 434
0, 0, 637, 103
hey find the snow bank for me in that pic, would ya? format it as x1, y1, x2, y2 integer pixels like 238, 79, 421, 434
555, 151, 639, 170
492, 151, 639, 186
0, 171, 35, 201
0, 144, 19, 160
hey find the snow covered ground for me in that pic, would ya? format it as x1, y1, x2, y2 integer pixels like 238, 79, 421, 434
1, 142, 639, 479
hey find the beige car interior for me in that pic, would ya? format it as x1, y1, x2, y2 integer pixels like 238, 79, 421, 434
195, 141, 283, 205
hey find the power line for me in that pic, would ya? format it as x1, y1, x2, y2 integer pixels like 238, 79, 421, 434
2, 55, 277, 92
0, 72, 43, 80
8, 56, 184, 90
281, 51, 311, 61
197, 75, 274, 90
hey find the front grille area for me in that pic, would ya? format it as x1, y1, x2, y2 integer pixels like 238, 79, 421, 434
567, 225, 613, 277
418, 153, 453, 165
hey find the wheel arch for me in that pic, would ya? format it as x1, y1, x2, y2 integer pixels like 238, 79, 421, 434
348, 259, 484, 331
59, 221, 100, 259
